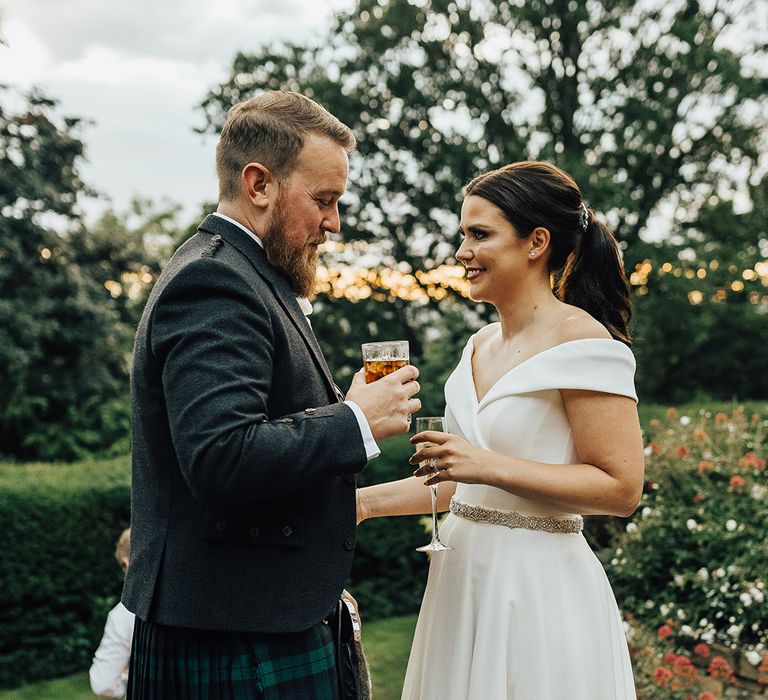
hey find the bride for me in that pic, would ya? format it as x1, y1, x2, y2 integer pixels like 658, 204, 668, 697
356, 161, 644, 699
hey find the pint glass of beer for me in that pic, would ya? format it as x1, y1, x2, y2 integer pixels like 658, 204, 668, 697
361, 341, 409, 383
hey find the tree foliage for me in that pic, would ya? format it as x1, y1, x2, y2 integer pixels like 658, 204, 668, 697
199, 0, 767, 272
0, 91, 173, 460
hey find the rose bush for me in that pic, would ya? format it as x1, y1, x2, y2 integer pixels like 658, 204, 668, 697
601, 406, 768, 688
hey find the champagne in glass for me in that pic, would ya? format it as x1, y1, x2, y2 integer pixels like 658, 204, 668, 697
361, 341, 409, 384
414, 416, 453, 553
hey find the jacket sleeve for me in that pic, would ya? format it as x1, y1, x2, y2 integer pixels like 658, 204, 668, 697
148, 257, 367, 504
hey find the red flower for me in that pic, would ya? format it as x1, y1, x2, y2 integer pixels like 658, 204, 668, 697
694, 428, 710, 443
698, 693, 716, 700
676, 445, 691, 457
663, 651, 678, 664
693, 642, 711, 658
648, 442, 664, 455
759, 654, 768, 685
650, 418, 661, 428
673, 655, 699, 681
729, 475, 746, 491
654, 666, 673, 686
693, 494, 704, 503
740, 451, 766, 472
708, 655, 736, 682
658, 624, 674, 640
715, 412, 728, 425
698, 460, 714, 474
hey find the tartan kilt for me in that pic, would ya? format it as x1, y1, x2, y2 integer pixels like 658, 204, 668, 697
128, 616, 339, 699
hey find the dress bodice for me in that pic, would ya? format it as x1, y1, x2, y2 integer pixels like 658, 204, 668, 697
444, 334, 638, 518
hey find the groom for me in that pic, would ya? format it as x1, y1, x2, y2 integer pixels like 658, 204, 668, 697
123, 91, 420, 698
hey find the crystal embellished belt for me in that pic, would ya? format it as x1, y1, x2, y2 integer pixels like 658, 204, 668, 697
449, 497, 583, 534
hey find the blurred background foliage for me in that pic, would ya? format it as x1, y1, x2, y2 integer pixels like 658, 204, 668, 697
2, 0, 767, 461
1, 0, 767, 693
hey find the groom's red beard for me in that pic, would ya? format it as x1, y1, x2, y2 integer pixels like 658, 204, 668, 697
261, 203, 324, 299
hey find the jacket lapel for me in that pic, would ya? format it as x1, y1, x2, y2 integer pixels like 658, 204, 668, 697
197, 215, 341, 403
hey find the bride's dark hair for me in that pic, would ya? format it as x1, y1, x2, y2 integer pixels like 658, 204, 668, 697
464, 161, 632, 345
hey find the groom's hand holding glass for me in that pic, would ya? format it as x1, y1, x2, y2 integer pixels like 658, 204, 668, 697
346, 341, 421, 441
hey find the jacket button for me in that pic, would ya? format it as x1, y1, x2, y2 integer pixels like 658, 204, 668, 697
305, 407, 317, 414
280, 417, 294, 424
343, 537, 355, 551
282, 525, 293, 537
249, 526, 260, 538
343, 474, 355, 484
215, 520, 227, 532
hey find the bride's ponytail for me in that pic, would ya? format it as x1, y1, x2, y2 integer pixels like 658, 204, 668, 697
554, 208, 632, 345
465, 161, 632, 345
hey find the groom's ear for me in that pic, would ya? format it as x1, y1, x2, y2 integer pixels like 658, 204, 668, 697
241, 163, 276, 210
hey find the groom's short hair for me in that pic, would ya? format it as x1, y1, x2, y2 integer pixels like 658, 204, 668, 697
216, 91, 356, 200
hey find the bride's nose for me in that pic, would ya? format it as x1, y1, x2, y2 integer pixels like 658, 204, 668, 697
456, 237, 472, 261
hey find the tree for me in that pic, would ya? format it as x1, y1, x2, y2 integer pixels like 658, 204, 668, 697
198, 0, 767, 275
631, 174, 768, 401
0, 91, 140, 460
196, 0, 767, 402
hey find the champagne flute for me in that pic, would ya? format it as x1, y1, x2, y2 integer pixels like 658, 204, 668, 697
361, 341, 409, 383
414, 416, 453, 552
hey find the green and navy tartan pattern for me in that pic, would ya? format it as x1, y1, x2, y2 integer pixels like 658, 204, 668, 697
128, 616, 339, 699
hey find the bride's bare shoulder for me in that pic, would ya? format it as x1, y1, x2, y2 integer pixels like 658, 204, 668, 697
472, 322, 501, 350
556, 307, 611, 343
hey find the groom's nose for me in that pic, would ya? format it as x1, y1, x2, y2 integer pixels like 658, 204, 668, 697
322, 204, 341, 234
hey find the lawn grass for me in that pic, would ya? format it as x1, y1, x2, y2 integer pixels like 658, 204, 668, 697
0, 673, 93, 700
0, 616, 418, 700
364, 615, 418, 699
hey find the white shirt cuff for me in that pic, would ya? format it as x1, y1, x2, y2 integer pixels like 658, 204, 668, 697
344, 400, 380, 461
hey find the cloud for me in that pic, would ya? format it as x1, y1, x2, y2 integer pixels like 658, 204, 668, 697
0, 0, 356, 221
1, 0, 355, 64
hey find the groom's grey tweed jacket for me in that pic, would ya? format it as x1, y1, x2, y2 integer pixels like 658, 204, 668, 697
122, 214, 367, 633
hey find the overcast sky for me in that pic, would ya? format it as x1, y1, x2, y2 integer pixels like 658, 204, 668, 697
0, 0, 354, 222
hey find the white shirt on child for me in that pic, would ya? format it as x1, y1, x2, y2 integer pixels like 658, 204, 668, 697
89, 601, 135, 698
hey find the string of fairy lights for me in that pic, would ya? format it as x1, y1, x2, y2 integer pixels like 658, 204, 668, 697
629, 260, 768, 307
37, 243, 768, 307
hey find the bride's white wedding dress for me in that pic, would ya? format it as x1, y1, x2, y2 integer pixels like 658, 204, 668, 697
401, 336, 638, 700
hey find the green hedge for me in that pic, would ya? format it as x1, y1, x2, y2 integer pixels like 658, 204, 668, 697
351, 435, 430, 621
0, 458, 131, 689
0, 441, 429, 689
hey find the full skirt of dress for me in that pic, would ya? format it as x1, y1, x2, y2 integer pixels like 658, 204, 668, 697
400, 513, 636, 699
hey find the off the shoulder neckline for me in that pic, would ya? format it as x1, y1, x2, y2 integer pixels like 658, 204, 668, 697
467, 335, 632, 405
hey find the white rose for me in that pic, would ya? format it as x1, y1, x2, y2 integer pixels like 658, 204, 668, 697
643, 445, 653, 456
750, 587, 764, 603
745, 650, 762, 666
674, 574, 685, 587
625, 522, 639, 534
680, 416, 691, 426
687, 519, 698, 530
740, 593, 753, 607
641, 507, 652, 518
696, 568, 709, 581
725, 519, 737, 531
727, 624, 742, 639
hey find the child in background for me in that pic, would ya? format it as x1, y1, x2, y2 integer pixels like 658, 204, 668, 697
89, 528, 135, 699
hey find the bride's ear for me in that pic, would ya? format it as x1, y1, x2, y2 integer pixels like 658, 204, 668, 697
528, 226, 550, 259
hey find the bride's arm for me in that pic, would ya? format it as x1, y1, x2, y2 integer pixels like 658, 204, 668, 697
412, 391, 643, 517
357, 477, 457, 523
